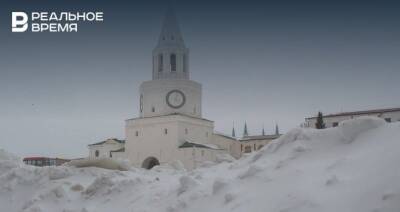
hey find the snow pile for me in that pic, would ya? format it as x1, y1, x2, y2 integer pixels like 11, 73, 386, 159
0, 149, 23, 174
66, 157, 131, 171
0, 149, 20, 162
339, 116, 386, 142
1, 117, 400, 212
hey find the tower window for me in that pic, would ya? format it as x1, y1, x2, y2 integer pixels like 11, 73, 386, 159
164, 128, 168, 135
135, 131, 139, 136
170, 54, 176, 72
158, 54, 163, 72
152, 107, 155, 112
95, 150, 99, 157
183, 54, 187, 72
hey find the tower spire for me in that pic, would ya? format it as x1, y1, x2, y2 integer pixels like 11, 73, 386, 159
232, 121, 236, 137
157, 6, 185, 48
243, 122, 248, 137
153, 6, 189, 80
275, 123, 280, 135
262, 124, 265, 136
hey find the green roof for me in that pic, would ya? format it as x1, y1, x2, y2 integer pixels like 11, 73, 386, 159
239, 134, 281, 142
214, 132, 237, 140
178, 141, 222, 150
88, 138, 125, 146
179, 142, 210, 149
110, 147, 125, 153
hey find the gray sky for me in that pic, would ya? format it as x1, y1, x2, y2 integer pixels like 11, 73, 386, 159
1, 0, 399, 158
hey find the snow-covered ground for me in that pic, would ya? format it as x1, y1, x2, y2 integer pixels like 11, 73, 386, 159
1, 117, 399, 212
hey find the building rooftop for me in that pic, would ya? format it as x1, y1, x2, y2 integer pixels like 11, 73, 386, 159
126, 113, 214, 123
179, 141, 222, 150
213, 132, 237, 140
23, 157, 70, 161
110, 147, 125, 153
88, 138, 125, 146
306, 107, 400, 119
239, 134, 281, 142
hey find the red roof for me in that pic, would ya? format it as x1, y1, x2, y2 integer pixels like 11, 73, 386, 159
23, 157, 51, 160
23, 157, 69, 161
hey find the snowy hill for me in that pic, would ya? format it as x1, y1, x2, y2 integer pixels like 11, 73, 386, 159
1, 117, 399, 212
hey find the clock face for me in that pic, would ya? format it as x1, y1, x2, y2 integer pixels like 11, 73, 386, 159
166, 89, 186, 109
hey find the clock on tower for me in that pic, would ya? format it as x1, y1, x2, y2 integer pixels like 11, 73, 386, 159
166, 89, 186, 109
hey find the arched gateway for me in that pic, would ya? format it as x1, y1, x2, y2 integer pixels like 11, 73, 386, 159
141, 157, 160, 169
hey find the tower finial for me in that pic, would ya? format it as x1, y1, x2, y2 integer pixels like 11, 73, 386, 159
262, 124, 265, 136
275, 123, 280, 135
232, 121, 236, 137
243, 122, 248, 137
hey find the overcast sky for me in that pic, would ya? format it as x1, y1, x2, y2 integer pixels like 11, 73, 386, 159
1, 0, 399, 158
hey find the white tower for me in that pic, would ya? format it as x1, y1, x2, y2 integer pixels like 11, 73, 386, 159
139, 7, 202, 119
125, 7, 216, 170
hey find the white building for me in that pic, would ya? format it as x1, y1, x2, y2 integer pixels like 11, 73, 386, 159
236, 123, 281, 157
303, 107, 400, 128
88, 138, 125, 159
87, 8, 281, 170
239, 134, 280, 154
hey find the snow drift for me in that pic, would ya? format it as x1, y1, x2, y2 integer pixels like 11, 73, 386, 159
1, 117, 399, 212
65, 157, 130, 171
